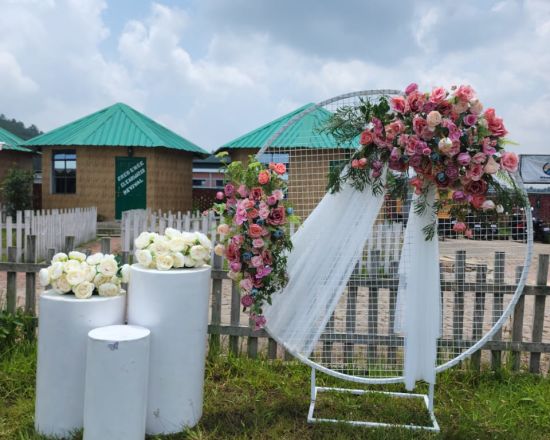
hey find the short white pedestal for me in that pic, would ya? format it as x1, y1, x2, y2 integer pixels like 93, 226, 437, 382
35, 292, 126, 438
83, 325, 151, 440
127, 264, 211, 435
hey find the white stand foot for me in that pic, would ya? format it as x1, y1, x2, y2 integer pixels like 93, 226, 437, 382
83, 325, 151, 440
127, 264, 211, 435
35, 292, 126, 437
307, 368, 440, 432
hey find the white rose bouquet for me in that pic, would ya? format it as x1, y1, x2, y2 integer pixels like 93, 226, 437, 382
39, 251, 130, 299
134, 228, 212, 271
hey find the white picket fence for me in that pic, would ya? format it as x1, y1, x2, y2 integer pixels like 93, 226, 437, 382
0, 207, 97, 262
121, 209, 219, 253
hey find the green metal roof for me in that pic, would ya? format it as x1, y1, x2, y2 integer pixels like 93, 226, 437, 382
217, 103, 357, 152
0, 127, 33, 153
23, 103, 208, 156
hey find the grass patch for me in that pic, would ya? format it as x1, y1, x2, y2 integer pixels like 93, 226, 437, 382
2, 343, 550, 439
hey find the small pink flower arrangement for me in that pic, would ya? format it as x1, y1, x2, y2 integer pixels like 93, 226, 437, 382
212, 155, 299, 329
327, 84, 526, 239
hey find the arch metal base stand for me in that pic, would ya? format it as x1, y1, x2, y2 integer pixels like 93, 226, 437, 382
307, 368, 440, 432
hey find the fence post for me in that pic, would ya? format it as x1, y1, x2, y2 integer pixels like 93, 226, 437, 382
25, 235, 37, 316
101, 237, 111, 254
209, 252, 223, 357
64, 236, 75, 253
471, 264, 487, 371
229, 282, 241, 356
491, 251, 505, 370
6, 247, 17, 313
530, 255, 549, 373
511, 266, 525, 371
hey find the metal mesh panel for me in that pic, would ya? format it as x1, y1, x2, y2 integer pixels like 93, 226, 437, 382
258, 90, 531, 382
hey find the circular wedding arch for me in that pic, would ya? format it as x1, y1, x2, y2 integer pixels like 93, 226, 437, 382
257, 89, 534, 388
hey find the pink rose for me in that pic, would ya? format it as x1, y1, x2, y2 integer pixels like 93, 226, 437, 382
217, 223, 230, 235
360, 130, 374, 145
484, 156, 500, 174
405, 83, 418, 95
272, 189, 284, 200
482, 137, 496, 155
454, 85, 476, 102
226, 243, 240, 262
429, 86, 447, 104
249, 223, 264, 238
358, 158, 368, 168
500, 151, 518, 173
258, 170, 270, 185
240, 278, 253, 292
390, 96, 408, 113
407, 91, 426, 112
267, 207, 286, 226
472, 152, 486, 164
390, 147, 401, 161
251, 255, 263, 268
266, 195, 278, 206
230, 261, 242, 272
452, 190, 466, 202
457, 152, 471, 166
224, 183, 235, 197
274, 163, 286, 175
453, 222, 467, 233
216, 191, 224, 200
466, 163, 484, 181
412, 116, 427, 135
463, 113, 477, 126
426, 110, 442, 128
484, 108, 508, 137
259, 206, 270, 219
237, 184, 249, 198
241, 295, 254, 308
351, 159, 360, 169
470, 99, 483, 115
252, 238, 264, 249
232, 234, 244, 246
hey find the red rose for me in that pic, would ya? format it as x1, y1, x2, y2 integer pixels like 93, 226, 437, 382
261, 250, 273, 265
225, 243, 240, 262
465, 179, 488, 196
471, 195, 486, 209
267, 206, 286, 226
250, 187, 263, 201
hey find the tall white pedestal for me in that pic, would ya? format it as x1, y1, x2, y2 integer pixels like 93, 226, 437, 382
35, 292, 126, 438
128, 264, 211, 435
84, 325, 151, 440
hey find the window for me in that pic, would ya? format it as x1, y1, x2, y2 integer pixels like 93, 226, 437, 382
52, 150, 76, 194
215, 179, 224, 188
193, 179, 206, 188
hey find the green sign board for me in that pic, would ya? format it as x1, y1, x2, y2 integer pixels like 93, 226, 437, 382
115, 157, 147, 219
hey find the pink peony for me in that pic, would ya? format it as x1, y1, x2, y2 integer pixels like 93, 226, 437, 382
500, 151, 519, 172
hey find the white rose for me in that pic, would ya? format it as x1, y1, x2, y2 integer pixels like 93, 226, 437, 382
190, 245, 209, 262
39, 268, 50, 287
98, 256, 118, 276
156, 254, 174, 271
151, 236, 170, 254
66, 269, 86, 286
83, 263, 97, 282
55, 275, 72, 293
184, 255, 197, 268
64, 260, 81, 272
496, 204, 504, 214
173, 252, 185, 268
196, 232, 212, 250
93, 273, 111, 287
110, 275, 122, 286
86, 252, 104, 266
481, 200, 496, 211
52, 252, 68, 263
73, 281, 94, 299
68, 251, 86, 262
135, 249, 153, 267
181, 232, 196, 246
120, 264, 131, 283
98, 282, 119, 297
168, 237, 187, 253
438, 137, 453, 155
134, 232, 153, 250
164, 228, 182, 239
48, 262, 64, 280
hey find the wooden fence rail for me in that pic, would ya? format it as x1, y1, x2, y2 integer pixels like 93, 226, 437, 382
1, 235, 549, 373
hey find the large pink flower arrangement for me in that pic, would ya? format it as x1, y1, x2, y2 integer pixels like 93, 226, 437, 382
327, 84, 525, 239
212, 155, 299, 329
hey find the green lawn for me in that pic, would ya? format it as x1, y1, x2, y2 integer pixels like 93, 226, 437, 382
2, 342, 550, 439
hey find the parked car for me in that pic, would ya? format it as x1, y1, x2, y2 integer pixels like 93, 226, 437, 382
533, 218, 550, 244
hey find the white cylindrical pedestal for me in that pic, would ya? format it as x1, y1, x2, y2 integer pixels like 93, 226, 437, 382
84, 325, 151, 440
35, 292, 126, 438
128, 264, 211, 435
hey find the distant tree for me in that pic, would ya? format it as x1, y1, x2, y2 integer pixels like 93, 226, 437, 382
0, 114, 42, 140
1, 168, 34, 215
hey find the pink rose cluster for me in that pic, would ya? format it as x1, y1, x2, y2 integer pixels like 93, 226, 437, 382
212, 160, 295, 329
351, 83, 519, 235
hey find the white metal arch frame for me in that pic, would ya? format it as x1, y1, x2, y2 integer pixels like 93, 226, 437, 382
256, 90, 533, 431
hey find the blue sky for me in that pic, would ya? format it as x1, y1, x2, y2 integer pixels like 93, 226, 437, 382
0, 0, 549, 155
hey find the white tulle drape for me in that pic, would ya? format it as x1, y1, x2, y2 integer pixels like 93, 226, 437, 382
394, 185, 442, 390
264, 176, 386, 357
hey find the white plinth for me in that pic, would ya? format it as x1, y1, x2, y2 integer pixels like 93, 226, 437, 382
83, 325, 151, 440
127, 264, 211, 435
35, 292, 126, 437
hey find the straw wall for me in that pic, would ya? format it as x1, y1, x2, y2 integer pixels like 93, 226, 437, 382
42, 146, 193, 220
228, 148, 259, 166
